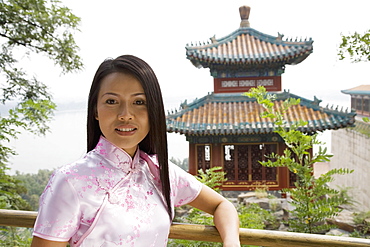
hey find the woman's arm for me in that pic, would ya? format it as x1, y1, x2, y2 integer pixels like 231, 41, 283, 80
31, 236, 68, 247
188, 184, 240, 247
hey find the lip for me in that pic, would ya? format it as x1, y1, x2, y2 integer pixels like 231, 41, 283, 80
115, 125, 137, 136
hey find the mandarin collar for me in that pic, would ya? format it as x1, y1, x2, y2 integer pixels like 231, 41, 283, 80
94, 136, 141, 173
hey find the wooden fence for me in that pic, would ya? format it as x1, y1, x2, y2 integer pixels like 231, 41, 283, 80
1, 209, 370, 246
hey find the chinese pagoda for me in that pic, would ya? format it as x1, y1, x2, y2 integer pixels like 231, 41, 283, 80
166, 6, 355, 191
342, 85, 370, 117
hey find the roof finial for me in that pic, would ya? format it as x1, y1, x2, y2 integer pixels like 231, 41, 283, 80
239, 6, 251, 28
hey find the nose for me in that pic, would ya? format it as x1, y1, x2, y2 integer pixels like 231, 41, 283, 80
118, 103, 133, 121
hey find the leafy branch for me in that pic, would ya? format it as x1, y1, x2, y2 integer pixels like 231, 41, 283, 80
338, 30, 370, 62
245, 86, 353, 234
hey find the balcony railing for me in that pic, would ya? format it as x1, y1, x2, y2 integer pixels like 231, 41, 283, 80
1, 209, 370, 246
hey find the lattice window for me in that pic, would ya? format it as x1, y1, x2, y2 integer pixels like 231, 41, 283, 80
251, 145, 262, 180
237, 145, 249, 181
224, 145, 235, 180
197, 145, 204, 171
351, 97, 356, 109
223, 143, 277, 183
363, 98, 369, 113
356, 97, 363, 111
197, 144, 211, 172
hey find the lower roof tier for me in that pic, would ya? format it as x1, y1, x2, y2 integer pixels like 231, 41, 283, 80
166, 91, 356, 136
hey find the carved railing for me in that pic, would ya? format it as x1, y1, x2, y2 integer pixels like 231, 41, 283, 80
1, 209, 370, 246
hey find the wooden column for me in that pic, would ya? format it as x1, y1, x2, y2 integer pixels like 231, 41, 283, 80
188, 142, 197, 175
211, 143, 222, 168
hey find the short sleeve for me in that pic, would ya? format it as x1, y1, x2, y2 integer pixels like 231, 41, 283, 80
33, 170, 81, 242
169, 162, 202, 207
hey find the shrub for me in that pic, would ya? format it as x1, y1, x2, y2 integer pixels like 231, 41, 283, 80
195, 166, 227, 193
245, 86, 353, 234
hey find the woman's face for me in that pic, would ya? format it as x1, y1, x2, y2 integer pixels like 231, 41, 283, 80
96, 72, 150, 157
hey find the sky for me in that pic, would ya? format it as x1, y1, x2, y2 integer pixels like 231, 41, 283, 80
8, 0, 370, 174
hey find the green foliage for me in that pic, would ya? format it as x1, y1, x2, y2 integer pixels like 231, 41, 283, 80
335, 185, 357, 208
169, 211, 219, 246
0, 0, 83, 72
0, 227, 32, 246
350, 119, 370, 138
167, 239, 222, 247
0, 0, 82, 211
338, 30, 370, 62
170, 203, 273, 247
349, 229, 370, 239
245, 86, 354, 234
0, 167, 31, 210
237, 203, 278, 230
254, 185, 268, 199
176, 207, 214, 226
196, 166, 227, 193
350, 211, 370, 239
14, 169, 53, 210
353, 211, 370, 225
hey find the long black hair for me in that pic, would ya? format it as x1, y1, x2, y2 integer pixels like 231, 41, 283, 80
87, 55, 171, 219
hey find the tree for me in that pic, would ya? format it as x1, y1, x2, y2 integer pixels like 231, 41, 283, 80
338, 29, 370, 62
338, 30, 370, 123
245, 86, 353, 234
0, 0, 83, 209
14, 169, 53, 210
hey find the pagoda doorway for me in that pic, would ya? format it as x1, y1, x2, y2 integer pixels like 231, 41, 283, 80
222, 143, 278, 189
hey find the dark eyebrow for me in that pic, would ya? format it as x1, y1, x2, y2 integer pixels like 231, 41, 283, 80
133, 93, 146, 96
101, 92, 146, 97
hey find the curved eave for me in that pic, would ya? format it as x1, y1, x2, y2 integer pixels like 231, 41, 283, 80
166, 117, 355, 136
186, 27, 313, 68
166, 93, 356, 136
341, 90, 370, 96
187, 52, 312, 69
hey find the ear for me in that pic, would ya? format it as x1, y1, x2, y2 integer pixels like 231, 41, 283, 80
95, 111, 99, 120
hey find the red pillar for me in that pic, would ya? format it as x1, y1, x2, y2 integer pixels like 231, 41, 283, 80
188, 143, 197, 175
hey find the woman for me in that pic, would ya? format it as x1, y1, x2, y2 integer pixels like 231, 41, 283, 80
31, 55, 240, 247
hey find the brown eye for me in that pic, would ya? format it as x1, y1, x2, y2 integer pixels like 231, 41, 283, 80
106, 99, 116, 104
134, 99, 146, 105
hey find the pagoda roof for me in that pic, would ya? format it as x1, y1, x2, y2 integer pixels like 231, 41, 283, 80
186, 6, 313, 72
341, 85, 370, 96
166, 91, 356, 136
186, 28, 313, 69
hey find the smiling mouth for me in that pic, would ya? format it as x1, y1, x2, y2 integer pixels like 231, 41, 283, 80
116, 128, 136, 132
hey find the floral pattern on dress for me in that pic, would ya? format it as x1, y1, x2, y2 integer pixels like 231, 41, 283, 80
33, 136, 202, 246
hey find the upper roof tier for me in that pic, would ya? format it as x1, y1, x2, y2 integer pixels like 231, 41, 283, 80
186, 6, 314, 77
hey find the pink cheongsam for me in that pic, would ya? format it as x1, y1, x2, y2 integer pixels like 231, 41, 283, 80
33, 136, 202, 246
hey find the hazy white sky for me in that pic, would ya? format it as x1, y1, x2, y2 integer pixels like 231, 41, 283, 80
9, 0, 370, 174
